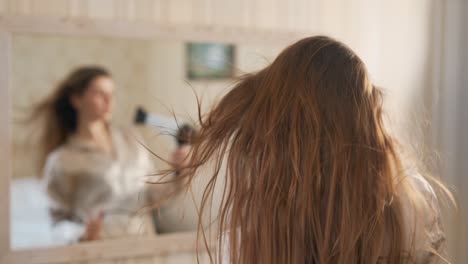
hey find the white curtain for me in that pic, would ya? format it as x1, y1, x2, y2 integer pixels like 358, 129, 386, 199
432, 0, 468, 262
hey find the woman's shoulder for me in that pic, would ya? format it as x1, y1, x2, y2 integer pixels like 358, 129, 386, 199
407, 172, 437, 199
403, 171, 446, 263
404, 171, 441, 220
44, 146, 68, 170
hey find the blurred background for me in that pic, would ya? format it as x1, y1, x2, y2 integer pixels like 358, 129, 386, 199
1, 0, 466, 263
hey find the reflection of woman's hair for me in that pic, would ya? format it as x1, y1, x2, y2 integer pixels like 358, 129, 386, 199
31, 66, 110, 175
180, 36, 452, 263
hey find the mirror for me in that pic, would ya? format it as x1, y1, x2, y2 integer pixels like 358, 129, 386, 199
9, 32, 282, 250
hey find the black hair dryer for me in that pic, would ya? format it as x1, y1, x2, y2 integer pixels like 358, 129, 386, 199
133, 106, 180, 136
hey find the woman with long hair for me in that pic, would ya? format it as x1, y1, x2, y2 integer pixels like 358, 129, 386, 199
34, 66, 156, 241
180, 36, 453, 263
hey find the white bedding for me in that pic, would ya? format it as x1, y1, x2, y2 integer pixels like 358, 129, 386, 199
10, 178, 84, 249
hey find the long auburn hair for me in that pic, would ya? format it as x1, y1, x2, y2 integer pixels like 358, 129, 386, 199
177, 36, 452, 263
30, 66, 110, 175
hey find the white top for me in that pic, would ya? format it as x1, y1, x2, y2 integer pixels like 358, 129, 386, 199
43, 126, 155, 237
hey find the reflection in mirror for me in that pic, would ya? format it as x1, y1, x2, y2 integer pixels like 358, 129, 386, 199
10, 33, 281, 250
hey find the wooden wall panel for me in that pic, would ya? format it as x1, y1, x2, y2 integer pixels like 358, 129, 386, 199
133, 0, 156, 22
30, 0, 68, 17
294, 0, 312, 32
66, 0, 88, 18
0, 0, 318, 33
113, 0, 135, 21
196, 0, 212, 26
211, 0, 245, 28
239, 0, 253, 28
88, 0, 116, 20
6, 0, 30, 16
0, 0, 6, 15
252, 0, 277, 30
307, 0, 322, 32
275, 0, 291, 31
152, 0, 169, 24
168, 0, 193, 25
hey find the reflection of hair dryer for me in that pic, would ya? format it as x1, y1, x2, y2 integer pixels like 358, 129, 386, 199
134, 106, 180, 137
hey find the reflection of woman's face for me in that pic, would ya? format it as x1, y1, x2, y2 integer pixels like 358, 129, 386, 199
72, 76, 115, 122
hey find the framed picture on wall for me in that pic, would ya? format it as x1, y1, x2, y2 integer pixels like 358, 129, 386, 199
186, 42, 235, 80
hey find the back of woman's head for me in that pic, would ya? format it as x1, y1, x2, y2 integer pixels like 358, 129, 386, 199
31, 66, 110, 175
183, 36, 450, 264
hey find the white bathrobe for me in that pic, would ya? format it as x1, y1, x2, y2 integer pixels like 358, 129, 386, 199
43, 126, 156, 238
